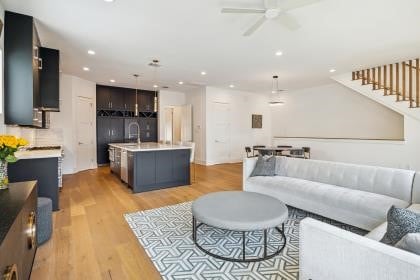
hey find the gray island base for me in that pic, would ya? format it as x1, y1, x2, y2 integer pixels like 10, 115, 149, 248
109, 143, 191, 193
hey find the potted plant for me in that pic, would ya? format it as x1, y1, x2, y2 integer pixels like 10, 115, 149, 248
0, 135, 28, 189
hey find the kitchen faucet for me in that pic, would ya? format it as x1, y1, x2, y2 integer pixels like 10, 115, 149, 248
128, 122, 141, 145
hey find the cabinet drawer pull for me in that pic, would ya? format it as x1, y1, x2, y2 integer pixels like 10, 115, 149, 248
27, 211, 36, 250
38, 58, 43, 70
3, 263, 18, 280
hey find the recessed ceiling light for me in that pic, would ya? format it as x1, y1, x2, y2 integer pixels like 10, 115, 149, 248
110, 79, 115, 83
275, 50, 283, 56
229, 84, 235, 88
178, 81, 184, 85
201, 71, 207, 75
103, 0, 114, 2
83, 67, 90, 71
87, 50, 95, 55
153, 84, 159, 88
329, 68, 336, 73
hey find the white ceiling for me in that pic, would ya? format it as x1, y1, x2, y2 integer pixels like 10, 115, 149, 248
2, 0, 420, 93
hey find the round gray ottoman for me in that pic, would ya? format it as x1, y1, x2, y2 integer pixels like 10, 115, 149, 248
192, 191, 288, 262
37, 197, 52, 245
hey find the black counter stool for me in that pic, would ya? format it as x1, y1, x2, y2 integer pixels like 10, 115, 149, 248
37, 197, 52, 245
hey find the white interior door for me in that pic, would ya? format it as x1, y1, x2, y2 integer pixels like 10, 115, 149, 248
213, 102, 231, 163
76, 96, 95, 172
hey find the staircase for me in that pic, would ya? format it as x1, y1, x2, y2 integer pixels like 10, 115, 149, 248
352, 58, 419, 108
332, 58, 420, 122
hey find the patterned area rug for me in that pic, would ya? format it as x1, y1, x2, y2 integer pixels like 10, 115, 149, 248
124, 202, 366, 280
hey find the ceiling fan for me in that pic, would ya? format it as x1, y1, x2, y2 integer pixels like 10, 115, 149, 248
221, 0, 321, 36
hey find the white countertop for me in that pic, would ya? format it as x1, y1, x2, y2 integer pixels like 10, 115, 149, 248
15, 149, 63, 159
109, 143, 192, 152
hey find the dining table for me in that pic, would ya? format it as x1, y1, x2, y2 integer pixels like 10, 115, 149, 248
253, 146, 304, 156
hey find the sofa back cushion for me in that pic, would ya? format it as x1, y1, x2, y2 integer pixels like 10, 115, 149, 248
275, 157, 415, 202
412, 173, 420, 204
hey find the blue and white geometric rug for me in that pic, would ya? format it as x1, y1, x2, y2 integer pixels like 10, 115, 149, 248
124, 202, 366, 280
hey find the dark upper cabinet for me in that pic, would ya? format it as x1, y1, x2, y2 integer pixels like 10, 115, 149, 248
110, 88, 125, 111
96, 85, 111, 110
39, 47, 60, 111
4, 11, 41, 126
124, 88, 137, 112
140, 91, 156, 112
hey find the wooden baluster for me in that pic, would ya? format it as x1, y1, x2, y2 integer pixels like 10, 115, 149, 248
402, 61, 406, 100
362, 69, 366, 85
372, 68, 376, 90
377, 66, 381, 91
367, 69, 371, 84
409, 60, 413, 107
383, 65, 388, 95
352, 72, 355, 80
396, 63, 400, 101
416, 58, 419, 107
389, 64, 393, 95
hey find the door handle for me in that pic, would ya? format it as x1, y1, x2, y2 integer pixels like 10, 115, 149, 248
110, 101, 113, 108
38, 58, 43, 70
78, 142, 84, 145
108, 129, 111, 136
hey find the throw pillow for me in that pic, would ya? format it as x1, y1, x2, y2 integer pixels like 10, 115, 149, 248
380, 206, 420, 245
395, 233, 420, 255
250, 155, 276, 177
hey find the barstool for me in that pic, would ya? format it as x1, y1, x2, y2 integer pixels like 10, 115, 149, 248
37, 197, 52, 245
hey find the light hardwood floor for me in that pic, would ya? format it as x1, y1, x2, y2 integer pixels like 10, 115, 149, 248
30, 163, 242, 280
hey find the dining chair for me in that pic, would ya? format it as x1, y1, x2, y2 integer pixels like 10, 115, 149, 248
245, 147, 252, 158
303, 147, 311, 159
252, 145, 266, 156
290, 148, 305, 158
276, 145, 292, 156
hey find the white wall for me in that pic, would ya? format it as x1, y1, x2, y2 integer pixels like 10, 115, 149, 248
205, 86, 272, 165
185, 86, 206, 164
50, 74, 96, 174
158, 89, 186, 141
271, 83, 404, 140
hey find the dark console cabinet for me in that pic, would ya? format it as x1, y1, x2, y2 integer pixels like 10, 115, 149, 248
0, 181, 37, 280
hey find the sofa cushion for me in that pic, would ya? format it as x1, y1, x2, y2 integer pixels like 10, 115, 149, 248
380, 206, 420, 245
395, 233, 420, 255
246, 176, 409, 230
275, 157, 415, 203
366, 204, 420, 241
250, 155, 276, 177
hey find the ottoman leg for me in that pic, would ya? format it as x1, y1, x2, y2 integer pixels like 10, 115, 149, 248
192, 216, 196, 242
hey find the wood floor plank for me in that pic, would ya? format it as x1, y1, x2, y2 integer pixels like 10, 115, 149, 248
30, 163, 242, 279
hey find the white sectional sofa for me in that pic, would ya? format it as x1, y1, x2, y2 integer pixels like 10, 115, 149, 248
243, 156, 420, 280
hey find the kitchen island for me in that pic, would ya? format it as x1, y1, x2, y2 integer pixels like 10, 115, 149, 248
109, 143, 191, 193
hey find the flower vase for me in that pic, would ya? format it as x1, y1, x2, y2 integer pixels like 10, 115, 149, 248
0, 161, 9, 190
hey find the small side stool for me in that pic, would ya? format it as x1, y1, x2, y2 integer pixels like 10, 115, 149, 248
37, 197, 52, 245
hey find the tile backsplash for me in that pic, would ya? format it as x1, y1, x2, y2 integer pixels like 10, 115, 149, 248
6, 126, 64, 147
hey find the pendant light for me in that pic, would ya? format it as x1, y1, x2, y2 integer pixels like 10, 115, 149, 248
269, 75, 285, 106
133, 74, 139, 116
149, 59, 161, 113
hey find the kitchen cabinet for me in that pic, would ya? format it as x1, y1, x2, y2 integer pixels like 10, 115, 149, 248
39, 47, 60, 111
140, 91, 156, 112
124, 88, 137, 111
8, 158, 60, 211
0, 181, 37, 280
110, 87, 125, 111
4, 11, 43, 127
110, 118, 124, 143
97, 117, 111, 164
96, 85, 111, 110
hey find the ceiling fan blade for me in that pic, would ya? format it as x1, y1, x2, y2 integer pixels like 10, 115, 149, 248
243, 16, 267, 36
278, 0, 321, 12
277, 13, 301, 30
221, 8, 266, 14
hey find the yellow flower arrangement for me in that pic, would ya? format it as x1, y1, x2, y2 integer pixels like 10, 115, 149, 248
0, 135, 28, 163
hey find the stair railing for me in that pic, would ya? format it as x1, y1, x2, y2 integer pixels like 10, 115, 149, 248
352, 58, 420, 108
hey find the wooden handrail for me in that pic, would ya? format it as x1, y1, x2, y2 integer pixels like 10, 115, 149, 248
351, 57, 420, 108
